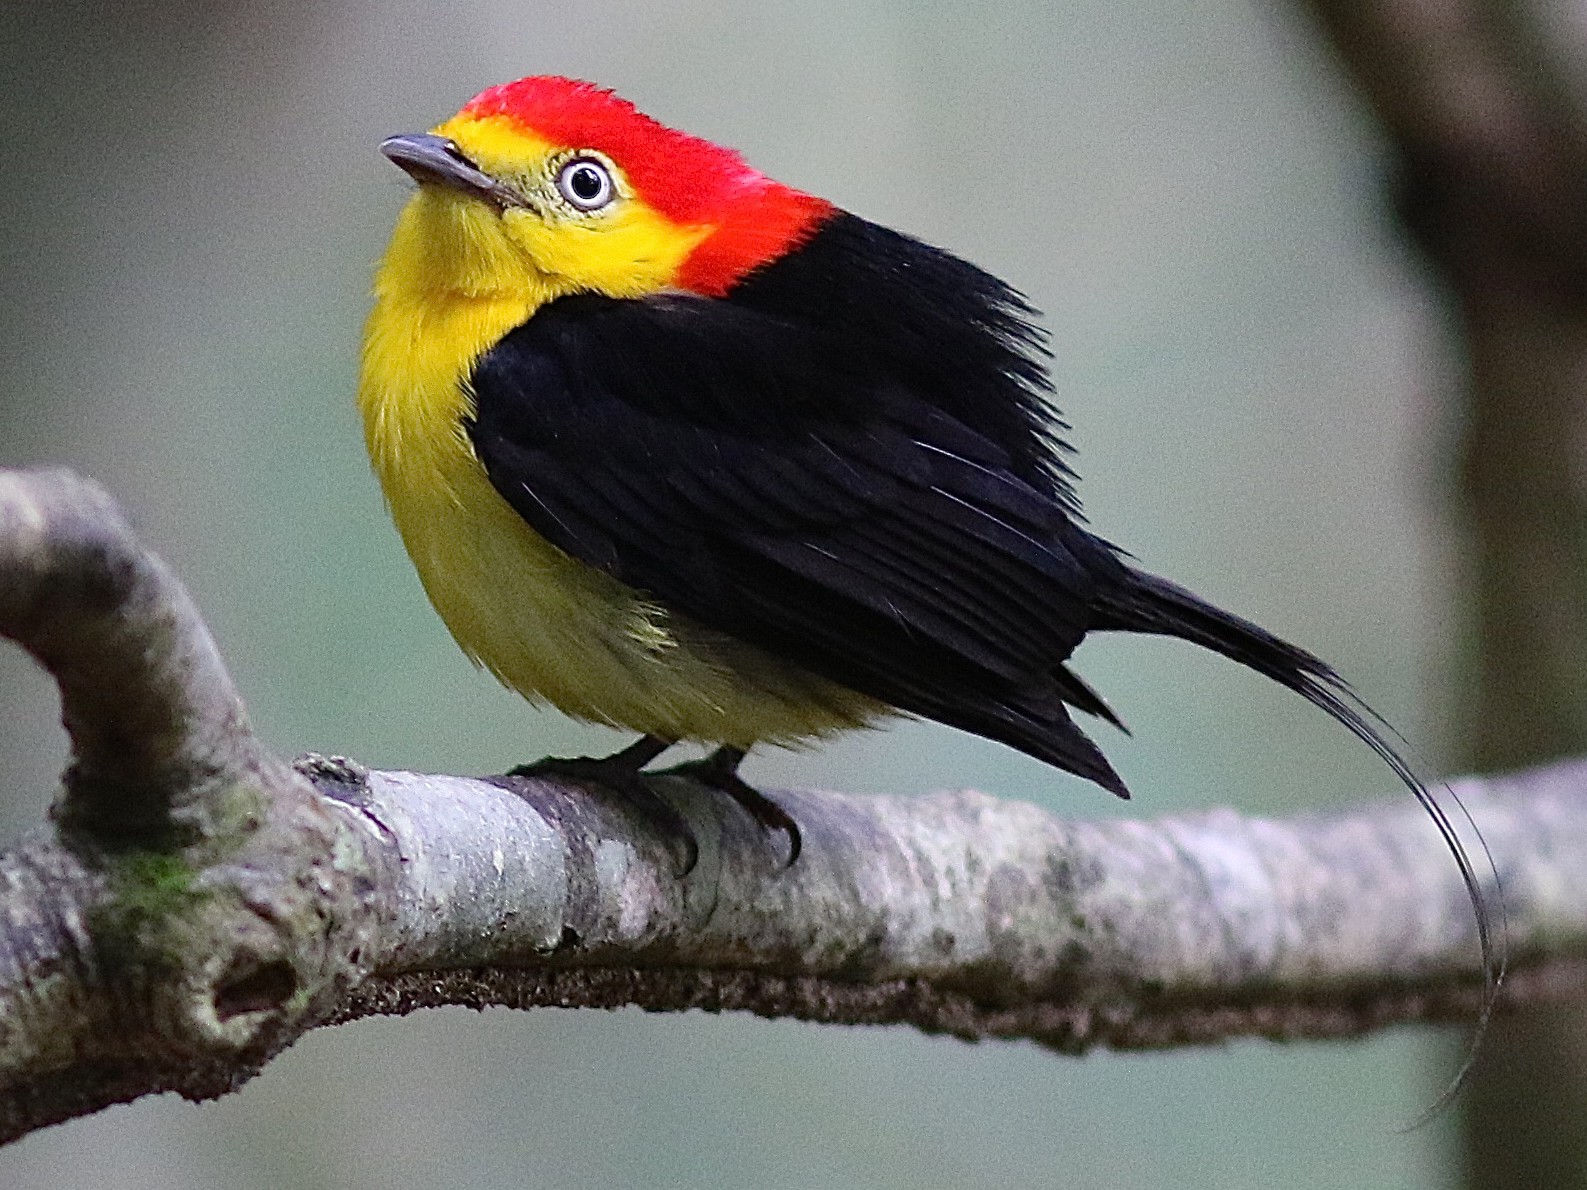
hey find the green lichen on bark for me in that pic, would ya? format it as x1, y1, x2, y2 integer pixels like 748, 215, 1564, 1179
84, 845, 214, 984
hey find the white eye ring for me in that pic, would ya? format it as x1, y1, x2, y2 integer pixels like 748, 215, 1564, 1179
555, 157, 616, 212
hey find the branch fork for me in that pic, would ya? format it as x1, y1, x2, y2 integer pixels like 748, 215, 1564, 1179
0, 467, 1583, 1144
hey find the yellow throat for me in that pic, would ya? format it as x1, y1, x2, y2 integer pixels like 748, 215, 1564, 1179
359, 164, 884, 746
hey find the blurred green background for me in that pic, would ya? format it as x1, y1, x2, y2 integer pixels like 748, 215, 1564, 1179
0, 1, 1471, 1186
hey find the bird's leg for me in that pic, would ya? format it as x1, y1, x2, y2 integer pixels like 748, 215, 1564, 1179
662, 746, 801, 866
511, 734, 698, 874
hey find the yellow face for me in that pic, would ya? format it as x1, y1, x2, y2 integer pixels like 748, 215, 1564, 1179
404, 112, 712, 302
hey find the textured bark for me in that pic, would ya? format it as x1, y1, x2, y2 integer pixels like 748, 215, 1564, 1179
1301, 2, 1587, 1184
312, 756, 1576, 1052
1, 467, 1586, 1146
0, 469, 386, 1141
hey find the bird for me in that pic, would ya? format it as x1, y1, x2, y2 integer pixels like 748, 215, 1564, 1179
359, 78, 1494, 1003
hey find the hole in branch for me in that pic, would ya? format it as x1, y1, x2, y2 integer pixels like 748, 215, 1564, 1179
214, 958, 297, 1020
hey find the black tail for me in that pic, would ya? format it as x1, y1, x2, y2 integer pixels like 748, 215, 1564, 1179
1096, 566, 1502, 1105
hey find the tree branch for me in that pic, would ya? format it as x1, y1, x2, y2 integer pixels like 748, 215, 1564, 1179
1, 468, 1583, 1145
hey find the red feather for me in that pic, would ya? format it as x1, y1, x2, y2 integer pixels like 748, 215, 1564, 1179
464, 76, 834, 295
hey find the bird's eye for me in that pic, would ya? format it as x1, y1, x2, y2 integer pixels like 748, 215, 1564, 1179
555, 157, 616, 212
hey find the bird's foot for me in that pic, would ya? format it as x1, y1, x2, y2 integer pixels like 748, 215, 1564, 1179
511, 735, 698, 875
661, 746, 801, 866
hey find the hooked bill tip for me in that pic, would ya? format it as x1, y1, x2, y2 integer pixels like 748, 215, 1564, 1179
379, 133, 511, 206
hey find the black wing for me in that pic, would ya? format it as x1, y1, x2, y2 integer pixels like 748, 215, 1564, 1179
466, 213, 1131, 792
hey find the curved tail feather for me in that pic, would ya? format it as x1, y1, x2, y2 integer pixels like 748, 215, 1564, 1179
1094, 567, 1504, 1106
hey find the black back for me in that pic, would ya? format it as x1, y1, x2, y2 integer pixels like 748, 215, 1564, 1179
466, 211, 1132, 792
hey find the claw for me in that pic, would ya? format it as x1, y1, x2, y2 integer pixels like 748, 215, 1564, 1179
513, 735, 699, 876
662, 746, 802, 866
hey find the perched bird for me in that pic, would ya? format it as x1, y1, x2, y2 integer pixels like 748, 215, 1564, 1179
359, 79, 1492, 993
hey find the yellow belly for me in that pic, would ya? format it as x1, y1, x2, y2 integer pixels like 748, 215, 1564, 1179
359, 194, 885, 747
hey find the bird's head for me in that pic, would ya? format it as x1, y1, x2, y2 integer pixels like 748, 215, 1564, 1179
378, 76, 833, 302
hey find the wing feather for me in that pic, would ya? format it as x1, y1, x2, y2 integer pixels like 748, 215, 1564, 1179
465, 214, 1126, 787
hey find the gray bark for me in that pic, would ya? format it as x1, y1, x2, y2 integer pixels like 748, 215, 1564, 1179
0, 467, 1582, 1146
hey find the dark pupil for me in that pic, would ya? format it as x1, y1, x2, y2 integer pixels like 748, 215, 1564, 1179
569, 165, 604, 202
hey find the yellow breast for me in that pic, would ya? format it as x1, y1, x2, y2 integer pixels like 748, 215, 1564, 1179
359, 187, 885, 747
